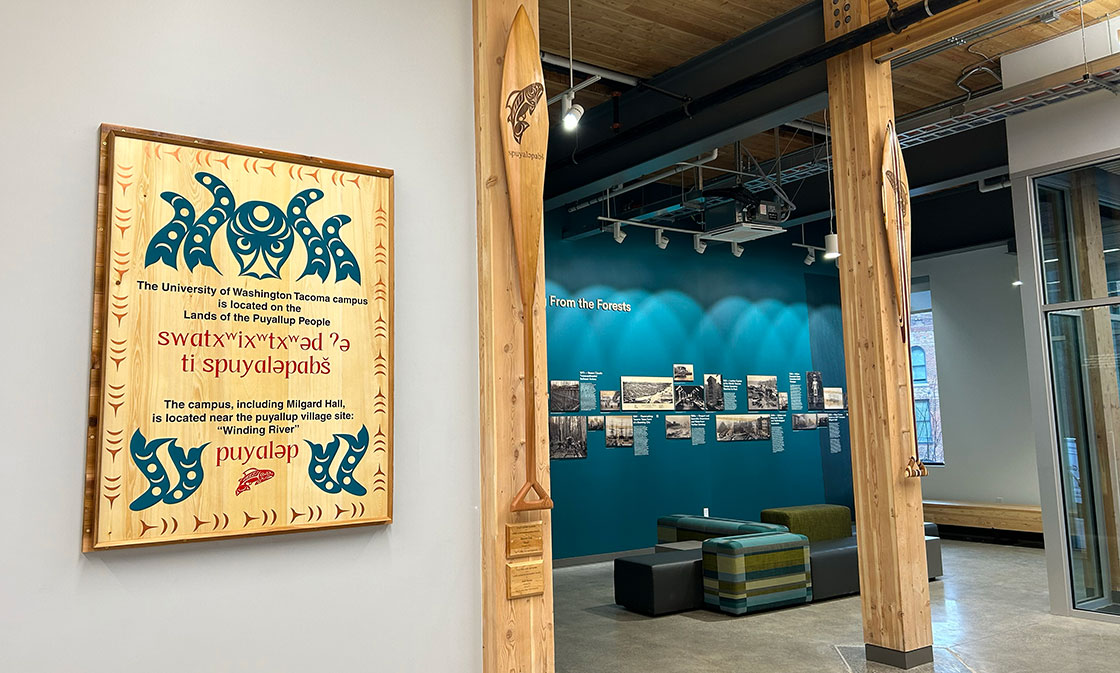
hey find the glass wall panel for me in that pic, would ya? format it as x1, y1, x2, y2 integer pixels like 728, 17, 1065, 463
1037, 157, 1120, 615
1035, 166, 1120, 305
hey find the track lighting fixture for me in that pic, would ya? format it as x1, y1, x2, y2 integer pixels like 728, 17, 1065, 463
561, 93, 585, 132
612, 221, 626, 244
693, 234, 707, 255
1012, 280, 1023, 287
655, 229, 668, 249
823, 233, 840, 260
730, 242, 743, 258
804, 248, 816, 266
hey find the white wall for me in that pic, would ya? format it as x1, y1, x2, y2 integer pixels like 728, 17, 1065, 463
914, 247, 1041, 505
0, 2, 481, 672
1004, 17, 1120, 174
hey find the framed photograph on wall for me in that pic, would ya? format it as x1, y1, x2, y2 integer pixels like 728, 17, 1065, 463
548, 416, 588, 460
715, 414, 771, 441
605, 416, 634, 447
806, 371, 825, 410
665, 415, 691, 440
824, 387, 845, 410
620, 376, 674, 411
674, 385, 705, 411
673, 363, 694, 381
600, 390, 621, 412
703, 374, 724, 411
549, 380, 580, 412
747, 375, 780, 411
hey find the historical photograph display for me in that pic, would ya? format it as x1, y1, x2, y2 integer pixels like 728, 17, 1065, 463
674, 385, 706, 411
817, 413, 830, 427
792, 413, 819, 430
549, 416, 588, 460
747, 375, 780, 411
824, 387, 845, 410
665, 415, 691, 440
703, 373, 725, 411
806, 371, 825, 410
779, 391, 789, 411
587, 415, 605, 431
600, 389, 621, 412
673, 363, 694, 381
605, 415, 635, 448
715, 414, 771, 441
550, 380, 580, 412
621, 376, 675, 411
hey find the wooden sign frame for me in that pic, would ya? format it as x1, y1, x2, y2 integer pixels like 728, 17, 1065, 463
83, 125, 394, 550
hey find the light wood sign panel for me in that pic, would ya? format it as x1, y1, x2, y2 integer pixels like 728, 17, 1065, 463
83, 125, 393, 550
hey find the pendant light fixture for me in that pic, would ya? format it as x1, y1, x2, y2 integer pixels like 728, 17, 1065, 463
561, 0, 583, 132
822, 110, 841, 261
823, 233, 840, 260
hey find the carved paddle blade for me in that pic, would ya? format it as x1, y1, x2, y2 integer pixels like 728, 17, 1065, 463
881, 120, 911, 337
501, 5, 552, 512
500, 5, 548, 306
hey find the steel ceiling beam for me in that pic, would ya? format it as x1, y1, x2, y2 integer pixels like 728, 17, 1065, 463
544, 2, 829, 210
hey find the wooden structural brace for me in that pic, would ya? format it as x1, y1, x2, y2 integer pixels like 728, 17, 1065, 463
474, 1, 555, 672
824, 0, 932, 668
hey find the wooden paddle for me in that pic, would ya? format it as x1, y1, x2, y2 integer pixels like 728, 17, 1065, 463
501, 6, 553, 511
882, 121, 927, 479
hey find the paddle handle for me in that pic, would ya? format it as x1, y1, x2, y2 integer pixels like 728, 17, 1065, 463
511, 303, 554, 512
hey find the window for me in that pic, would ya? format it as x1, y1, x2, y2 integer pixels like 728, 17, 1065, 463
910, 277, 945, 465
915, 399, 933, 445
911, 346, 927, 383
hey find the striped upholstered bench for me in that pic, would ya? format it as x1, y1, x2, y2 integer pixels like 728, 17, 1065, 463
702, 531, 812, 615
657, 515, 788, 543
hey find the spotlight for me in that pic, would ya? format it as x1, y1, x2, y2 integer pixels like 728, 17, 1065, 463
655, 229, 668, 249
693, 234, 707, 255
823, 233, 840, 260
730, 242, 743, 258
612, 221, 626, 244
804, 249, 817, 266
561, 93, 584, 132
1012, 280, 1023, 287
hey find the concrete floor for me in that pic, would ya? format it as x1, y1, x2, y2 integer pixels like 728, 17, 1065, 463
554, 541, 1120, 672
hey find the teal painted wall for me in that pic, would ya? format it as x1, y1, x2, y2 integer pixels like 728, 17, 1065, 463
544, 222, 852, 559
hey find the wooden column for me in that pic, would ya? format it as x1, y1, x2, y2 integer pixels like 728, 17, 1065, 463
474, 2, 555, 673
1070, 170, 1120, 599
824, 1, 932, 667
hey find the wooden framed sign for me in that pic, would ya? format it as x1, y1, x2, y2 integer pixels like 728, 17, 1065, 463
83, 125, 393, 550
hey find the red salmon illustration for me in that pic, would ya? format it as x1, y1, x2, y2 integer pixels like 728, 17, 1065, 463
235, 467, 275, 495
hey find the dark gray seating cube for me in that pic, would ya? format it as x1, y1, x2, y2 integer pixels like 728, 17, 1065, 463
614, 549, 703, 616
809, 532, 944, 601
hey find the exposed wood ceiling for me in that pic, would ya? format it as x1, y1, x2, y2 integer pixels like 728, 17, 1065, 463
539, 0, 1120, 178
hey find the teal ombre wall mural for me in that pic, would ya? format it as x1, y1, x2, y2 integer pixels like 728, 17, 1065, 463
544, 220, 853, 559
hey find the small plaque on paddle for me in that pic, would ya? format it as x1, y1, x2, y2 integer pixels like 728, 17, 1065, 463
506, 521, 544, 558
506, 559, 545, 599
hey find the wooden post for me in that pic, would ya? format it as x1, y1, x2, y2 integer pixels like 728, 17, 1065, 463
474, 1, 555, 672
1069, 170, 1120, 600
824, 1, 933, 668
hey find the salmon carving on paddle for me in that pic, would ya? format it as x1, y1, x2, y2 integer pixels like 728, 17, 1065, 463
505, 83, 544, 144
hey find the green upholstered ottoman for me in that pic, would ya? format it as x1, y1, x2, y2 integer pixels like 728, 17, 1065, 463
760, 504, 852, 543
702, 532, 812, 615
657, 515, 788, 543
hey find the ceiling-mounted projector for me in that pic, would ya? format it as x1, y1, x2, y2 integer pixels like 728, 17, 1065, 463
701, 222, 786, 244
